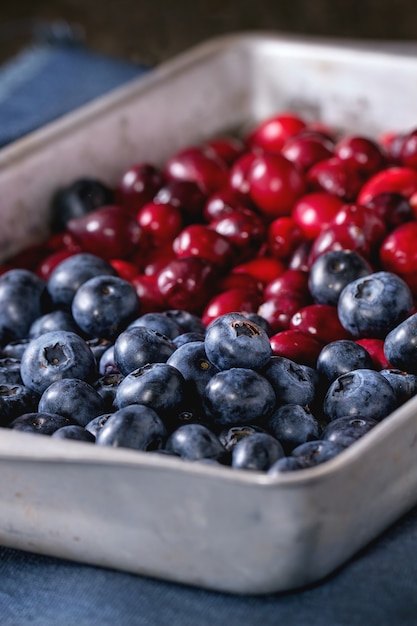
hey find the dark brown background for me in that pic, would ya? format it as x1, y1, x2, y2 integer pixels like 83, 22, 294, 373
0, 0, 415, 66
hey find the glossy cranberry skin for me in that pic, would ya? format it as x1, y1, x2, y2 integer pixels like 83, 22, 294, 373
307, 157, 363, 201
334, 135, 385, 177
379, 222, 417, 294
154, 180, 207, 222
66, 205, 143, 260
173, 224, 234, 269
292, 192, 344, 240
364, 192, 413, 229
358, 167, 417, 205
156, 257, 216, 314
355, 338, 393, 370
36, 249, 80, 280
331, 203, 387, 247
247, 153, 306, 219
203, 187, 249, 221
290, 303, 351, 344
258, 294, 308, 334
115, 163, 165, 213
247, 112, 306, 153
281, 132, 334, 172
267, 217, 305, 260
204, 136, 245, 166
232, 257, 285, 285
399, 129, 417, 169
164, 146, 229, 195
210, 207, 266, 262
110, 259, 140, 282
131, 274, 167, 313
308, 223, 371, 267
269, 329, 323, 368
228, 151, 258, 201
264, 269, 310, 301
201, 288, 261, 326
287, 240, 313, 273
142, 244, 176, 276
136, 201, 183, 248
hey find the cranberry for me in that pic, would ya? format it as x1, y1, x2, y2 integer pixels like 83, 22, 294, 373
202, 288, 261, 326
290, 303, 351, 343
247, 112, 306, 153
364, 192, 413, 229
203, 136, 245, 166
156, 256, 217, 313
210, 207, 266, 262
399, 129, 417, 169
247, 153, 306, 219
66, 205, 143, 260
281, 132, 334, 172
36, 249, 78, 280
331, 203, 387, 247
357, 166, 417, 205
136, 201, 183, 248
334, 135, 385, 177
264, 269, 310, 301
379, 222, 417, 294
355, 338, 393, 370
308, 223, 371, 267
154, 180, 207, 222
115, 163, 165, 213
218, 271, 263, 295
292, 192, 344, 240
269, 329, 323, 368
258, 294, 308, 334
143, 244, 176, 276
232, 256, 285, 285
287, 240, 313, 273
307, 157, 363, 201
110, 259, 140, 282
203, 187, 249, 221
173, 224, 234, 269
131, 273, 167, 313
164, 146, 229, 195
267, 217, 305, 260
228, 151, 258, 201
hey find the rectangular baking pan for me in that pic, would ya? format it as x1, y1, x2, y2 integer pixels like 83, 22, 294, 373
1, 33, 417, 594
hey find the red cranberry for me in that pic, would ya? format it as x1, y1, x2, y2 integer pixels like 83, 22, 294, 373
110, 259, 140, 282
143, 245, 176, 276
210, 207, 266, 262
156, 256, 217, 313
269, 329, 323, 368
202, 288, 261, 326
355, 338, 393, 370
281, 132, 334, 172
247, 153, 306, 219
136, 201, 183, 248
154, 180, 207, 222
399, 129, 417, 169
232, 256, 285, 285
173, 224, 234, 268
36, 249, 79, 280
379, 222, 417, 293
131, 274, 167, 313
364, 192, 413, 229
218, 271, 263, 295
66, 205, 144, 260
292, 192, 343, 240
307, 157, 363, 201
290, 303, 351, 343
308, 223, 371, 266
357, 166, 417, 205
258, 294, 308, 334
228, 151, 258, 201
164, 146, 229, 195
115, 163, 165, 213
331, 203, 387, 246
267, 217, 305, 260
203, 187, 249, 222
334, 135, 385, 177
203, 136, 246, 166
247, 112, 306, 153
287, 240, 313, 273
264, 269, 310, 300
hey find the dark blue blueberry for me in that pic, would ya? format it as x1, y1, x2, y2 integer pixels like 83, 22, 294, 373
8, 412, 74, 435
164, 406, 212, 434
290, 439, 345, 467
202, 367, 276, 426
267, 404, 320, 453
71, 275, 140, 339
218, 424, 266, 452
379, 368, 417, 405
51, 425, 96, 442
204, 312, 271, 371
316, 339, 374, 384
28, 310, 81, 339
50, 177, 114, 232
166, 341, 220, 400
85, 337, 113, 363
243, 312, 273, 337
98, 345, 120, 376
95, 404, 167, 451
384, 312, 417, 374
323, 368, 398, 422
0, 358, 23, 384
309, 249, 372, 305
0, 269, 49, 345
114, 362, 186, 417
38, 378, 106, 427
165, 423, 227, 462
268, 456, 307, 473
337, 271, 413, 339
162, 309, 206, 335
173, 332, 206, 348
128, 312, 182, 339
85, 413, 113, 437
113, 326, 176, 376
0, 383, 40, 426
47, 253, 117, 311
20, 330, 97, 394
231, 432, 284, 471
92, 373, 124, 412
1, 339, 31, 360
321, 415, 378, 449
262, 356, 316, 407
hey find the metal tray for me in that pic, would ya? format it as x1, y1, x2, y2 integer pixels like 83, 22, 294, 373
1, 33, 417, 594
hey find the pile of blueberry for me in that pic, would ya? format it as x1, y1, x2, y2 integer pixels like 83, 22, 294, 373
2, 111, 417, 473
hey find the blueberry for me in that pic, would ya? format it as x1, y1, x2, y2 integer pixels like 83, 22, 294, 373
323, 368, 398, 422
243, 312, 273, 337
128, 312, 182, 339
8, 412, 74, 435
0, 383, 40, 426
47, 253, 117, 310
71, 275, 140, 339
231, 432, 284, 471
113, 326, 176, 376
384, 312, 417, 374
28, 310, 81, 339
218, 424, 266, 452
98, 345, 120, 376
95, 404, 167, 451
173, 332, 206, 348
309, 249, 372, 305
162, 309, 206, 335
202, 367, 276, 426
92, 373, 124, 412
166, 341, 220, 400
316, 339, 374, 384
1, 339, 31, 360
114, 362, 186, 417
290, 440, 345, 467
85, 337, 113, 363
85, 412, 113, 437
50, 177, 114, 232
38, 378, 106, 427
204, 312, 271, 371
20, 330, 97, 394
51, 425, 96, 442
379, 368, 417, 405
267, 404, 320, 453
165, 423, 227, 462
268, 456, 307, 473
321, 415, 378, 449
337, 271, 413, 338
262, 356, 316, 407
0, 358, 23, 384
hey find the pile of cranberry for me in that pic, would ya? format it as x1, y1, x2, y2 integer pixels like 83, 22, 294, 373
4, 111, 417, 369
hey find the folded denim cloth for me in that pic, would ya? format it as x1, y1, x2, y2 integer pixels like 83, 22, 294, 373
0, 23, 148, 147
